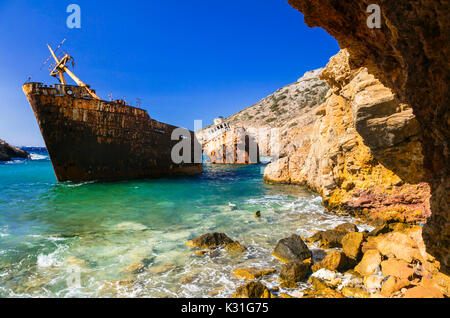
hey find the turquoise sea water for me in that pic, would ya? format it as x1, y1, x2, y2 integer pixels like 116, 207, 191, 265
0, 150, 371, 298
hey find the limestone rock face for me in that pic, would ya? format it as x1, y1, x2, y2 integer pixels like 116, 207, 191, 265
264, 49, 430, 225
287, 0, 449, 274
203, 128, 260, 165
0, 139, 30, 161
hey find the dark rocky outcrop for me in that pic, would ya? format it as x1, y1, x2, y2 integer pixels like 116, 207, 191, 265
186, 232, 234, 248
0, 139, 30, 161
288, 0, 449, 273
273, 234, 312, 263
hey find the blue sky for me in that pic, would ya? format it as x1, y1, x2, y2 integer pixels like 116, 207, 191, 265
0, 0, 339, 147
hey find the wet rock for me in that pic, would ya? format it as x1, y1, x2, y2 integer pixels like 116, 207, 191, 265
224, 242, 247, 255
233, 267, 276, 280
403, 286, 444, 298
381, 259, 415, 281
279, 281, 298, 289
308, 230, 347, 248
186, 232, 234, 248
279, 262, 309, 282
273, 234, 312, 263
341, 287, 370, 298
354, 250, 382, 276
334, 223, 358, 233
232, 281, 271, 298
342, 232, 365, 260
311, 251, 355, 273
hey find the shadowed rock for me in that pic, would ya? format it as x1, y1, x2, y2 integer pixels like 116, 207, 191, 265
273, 234, 312, 263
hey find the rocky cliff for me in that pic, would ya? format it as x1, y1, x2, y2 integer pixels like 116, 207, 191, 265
264, 49, 430, 225
0, 139, 30, 161
286, 0, 449, 272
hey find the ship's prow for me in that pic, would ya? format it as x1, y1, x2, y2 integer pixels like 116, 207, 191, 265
23, 82, 203, 182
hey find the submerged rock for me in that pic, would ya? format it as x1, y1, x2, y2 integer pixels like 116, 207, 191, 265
186, 233, 234, 248
224, 241, 247, 255
147, 264, 178, 275
232, 282, 271, 298
120, 262, 146, 274
233, 267, 276, 280
273, 234, 312, 263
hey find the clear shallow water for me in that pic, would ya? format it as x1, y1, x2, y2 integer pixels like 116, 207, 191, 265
0, 150, 371, 298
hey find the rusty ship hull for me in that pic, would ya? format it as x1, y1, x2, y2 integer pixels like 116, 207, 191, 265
23, 83, 203, 182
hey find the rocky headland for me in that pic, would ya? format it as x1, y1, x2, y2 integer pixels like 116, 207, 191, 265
0, 139, 30, 162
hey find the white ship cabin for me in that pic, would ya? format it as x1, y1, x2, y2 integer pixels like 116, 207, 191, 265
205, 117, 231, 141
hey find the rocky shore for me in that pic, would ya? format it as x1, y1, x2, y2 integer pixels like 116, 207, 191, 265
0, 139, 30, 162
187, 223, 449, 298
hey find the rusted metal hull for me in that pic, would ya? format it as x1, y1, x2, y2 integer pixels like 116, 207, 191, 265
23, 83, 203, 182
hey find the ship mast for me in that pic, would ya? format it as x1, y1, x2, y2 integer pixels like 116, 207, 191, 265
45, 42, 100, 100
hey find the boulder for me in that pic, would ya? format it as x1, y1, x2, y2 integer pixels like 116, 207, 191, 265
342, 232, 365, 260
186, 233, 234, 248
334, 223, 359, 233
354, 250, 382, 276
232, 282, 271, 298
381, 276, 412, 296
381, 258, 415, 281
273, 234, 312, 263
375, 231, 422, 263
279, 262, 309, 282
233, 267, 276, 280
311, 251, 355, 273
308, 230, 347, 248
403, 286, 444, 298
